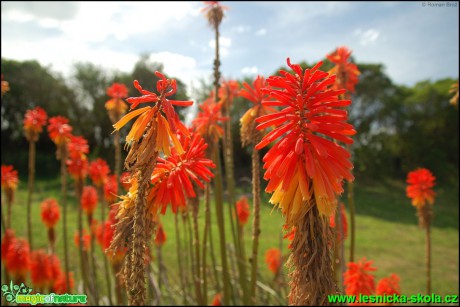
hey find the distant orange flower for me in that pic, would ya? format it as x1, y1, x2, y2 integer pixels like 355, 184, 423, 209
30, 249, 53, 289
1, 165, 19, 202
23, 106, 48, 142
265, 248, 282, 274
47, 116, 72, 146
450, 82, 458, 106
67, 135, 89, 157
255, 58, 355, 221
81, 186, 98, 214
406, 168, 436, 207
154, 224, 166, 247
66, 153, 88, 181
343, 257, 376, 298
148, 131, 215, 214
40, 198, 61, 229
218, 79, 239, 107
192, 94, 228, 143
329, 202, 348, 242
74, 230, 91, 251
201, 1, 228, 29
89, 158, 110, 187
235, 196, 250, 226
1, 229, 15, 262
53, 272, 74, 294
120, 172, 132, 191
376, 274, 401, 297
327, 46, 360, 93
104, 174, 118, 204
211, 293, 222, 306
5, 237, 30, 280
105, 83, 129, 123
113, 71, 192, 153
1, 74, 10, 96
239, 75, 276, 145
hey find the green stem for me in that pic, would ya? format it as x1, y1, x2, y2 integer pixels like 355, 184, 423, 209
213, 146, 231, 305
98, 186, 113, 306
174, 213, 187, 306
27, 140, 36, 249
60, 146, 70, 293
249, 144, 261, 305
426, 223, 431, 296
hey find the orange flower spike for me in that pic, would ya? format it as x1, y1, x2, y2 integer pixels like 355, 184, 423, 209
47, 116, 73, 146
66, 147, 89, 181
74, 230, 91, 251
149, 131, 215, 215
265, 248, 282, 274
154, 224, 167, 247
104, 174, 119, 204
255, 58, 355, 220
343, 257, 377, 297
81, 186, 98, 215
218, 79, 240, 106
1, 229, 16, 262
376, 274, 401, 297
1, 74, 10, 96
106, 83, 129, 109
5, 237, 31, 280
89, 158, 110, 187
30, 249, 53, 289
239, 75, 276, 145
327, 46, 361, 93
192, 95, 228, 143
211, 293, 223, 306
201, 1, 229, 28
1, 164, 19, 192
40, 198, 61, 229
406, 168, 436, 207
113, 71, 193, 148
235, 196, 250, 226
23, 106, 48, 142
67, 135, 89, 157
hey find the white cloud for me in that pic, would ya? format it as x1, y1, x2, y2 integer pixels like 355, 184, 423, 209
355, 28, 380, 46
255, 28, 267, 36
232, 25, 251, 33
208, 36, 232, 57
241, 66, 258, 75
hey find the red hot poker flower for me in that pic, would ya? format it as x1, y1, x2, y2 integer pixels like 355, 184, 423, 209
30, 249, 53, 289
5, 237, 31, 280
255, 58, 355, 221
211, 293, 222, 306
148, 131, 216, 214
1, 229, 16, 262
192, 94, 228, 143
89, 158, 110, 187
235, 196, 250, 226
1, 165, 19, 191
201, 1, 229, 28
265, 248, 282, 274
376, 274, 401, 297
218, 79, 239, 107
154, 223, 167, 247
406, 168, 436, 207
40, 198, 61, 229
23, 106, 48, 142
67, 135, 89, 157
81, 186, 98, 214
66, 153, 88, 181
105, 83, 129, 122
343, 257, 377, 298
239, 75, 276, 145
47, 116, 72, 146
327, 46, 360, 93
113, 71, 193, 153
104, 174, 118, 204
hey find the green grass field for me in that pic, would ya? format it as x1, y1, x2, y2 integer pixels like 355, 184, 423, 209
2, 176, 458, 304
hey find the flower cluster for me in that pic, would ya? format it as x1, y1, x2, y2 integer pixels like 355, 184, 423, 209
23, 106, 48, 142
327, 46, 360, 93
105, 83, 129, 123
255, 58, 355, 223
406, 168, 436, 207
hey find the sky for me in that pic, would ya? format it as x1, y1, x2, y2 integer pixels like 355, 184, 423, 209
1, 1, 459, 98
